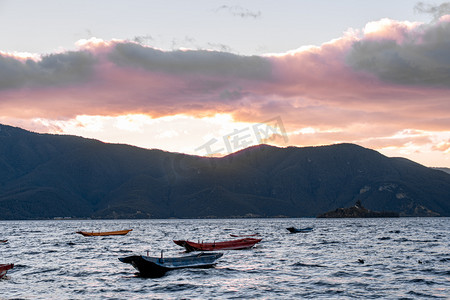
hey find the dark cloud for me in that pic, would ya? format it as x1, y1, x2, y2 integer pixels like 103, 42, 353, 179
346, 20, 450, 87
133, 35, 154, 45
108, 42, 273, 80
215, 5, 261, 19
0, 51, 96, 90
415, 2, 450, 21
206, 42, 233, 53
219, 88, 247, 101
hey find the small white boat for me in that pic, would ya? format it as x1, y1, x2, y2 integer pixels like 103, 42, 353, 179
119, 252, 223, 278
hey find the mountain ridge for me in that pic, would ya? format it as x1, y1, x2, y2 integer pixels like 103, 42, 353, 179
0, 124, 449, 219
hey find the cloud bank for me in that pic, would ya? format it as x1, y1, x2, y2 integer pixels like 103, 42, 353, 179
347, 17, 450, 87
0, 15, 449, 162
0, 51, 95, 90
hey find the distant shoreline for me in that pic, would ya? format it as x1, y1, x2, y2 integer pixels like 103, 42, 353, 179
1, 216, 446, 221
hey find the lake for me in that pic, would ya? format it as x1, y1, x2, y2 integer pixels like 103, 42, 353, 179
0, 218, 448, 299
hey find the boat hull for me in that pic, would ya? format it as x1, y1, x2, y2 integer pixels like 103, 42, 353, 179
230, 234, 259, 238
119, 253, 223, 278
76, 229, 132, 236
0, 264, 13, 279
173, 238, 262, 252
286, 227, 313, 233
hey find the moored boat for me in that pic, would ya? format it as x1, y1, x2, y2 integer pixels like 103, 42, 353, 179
173, 237, 262, 252
76, 229, 132, 236
0, 264, 14, 279
0, 240, 7, 243
230, 233, 259, 237
286, 227, 313, 233
119, 252, 223, 278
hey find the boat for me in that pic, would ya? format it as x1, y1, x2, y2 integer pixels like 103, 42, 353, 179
119, 252, 223, 278
286, 227, 313, 233
229, 233, 259, 237
173, 237, 262, 252
0, 264, 13, 279
76, 229, 132, 236
0, 240, 7, 243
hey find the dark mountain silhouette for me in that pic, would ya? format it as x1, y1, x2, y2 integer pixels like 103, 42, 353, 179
0, 123, 449, 219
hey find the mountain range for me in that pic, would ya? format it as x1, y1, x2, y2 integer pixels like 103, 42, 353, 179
0, 123, 449, 219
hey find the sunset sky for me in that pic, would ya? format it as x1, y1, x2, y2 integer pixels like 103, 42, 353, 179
0, 1, 449, 166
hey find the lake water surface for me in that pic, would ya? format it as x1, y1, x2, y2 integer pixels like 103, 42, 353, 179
0, 218, 449, 299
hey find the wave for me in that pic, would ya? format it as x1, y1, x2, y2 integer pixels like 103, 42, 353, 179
408, 278, 439, 285
152, 283, 200, 292
407, 290, 442, 298
24, 268, 60, 276
292, 262, 326, 268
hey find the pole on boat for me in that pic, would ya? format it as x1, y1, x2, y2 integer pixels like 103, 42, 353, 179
160, 250, 164, 263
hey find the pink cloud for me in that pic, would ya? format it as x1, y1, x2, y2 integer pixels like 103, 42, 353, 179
0, 17, 449, 157
432, 140, 450, 152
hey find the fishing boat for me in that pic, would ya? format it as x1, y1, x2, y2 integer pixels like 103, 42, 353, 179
229, 233, 259, 237
173, 237, 262, 252
0, 264, 13, 279
286, 227, 313, 233
76, 229, 132, 236
119, 252, 223, 278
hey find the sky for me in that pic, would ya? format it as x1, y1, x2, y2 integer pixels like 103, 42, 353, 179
0, 0, 449, 167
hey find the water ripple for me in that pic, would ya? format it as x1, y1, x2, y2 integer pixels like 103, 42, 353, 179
0, 218, 448, 299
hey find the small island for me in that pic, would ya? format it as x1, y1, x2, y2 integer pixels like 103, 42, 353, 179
317, 200, 399, 218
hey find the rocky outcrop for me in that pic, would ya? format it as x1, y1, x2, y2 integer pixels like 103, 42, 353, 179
317, 201, 399, 218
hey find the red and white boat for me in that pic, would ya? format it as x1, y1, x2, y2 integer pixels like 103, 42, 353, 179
174, 237, 262, 252
0, 264, 14, 279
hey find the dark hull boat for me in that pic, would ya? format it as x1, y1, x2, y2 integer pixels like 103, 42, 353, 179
0, 240, 7, 243
0, 264, 13, 279
76, 229, 132, 236
286, 227, 314, 233
119, 252, 223, 278
174, 238, 262, 252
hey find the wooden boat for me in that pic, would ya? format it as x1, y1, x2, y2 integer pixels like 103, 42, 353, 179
76, 229, 132, 236
119, 252, 223, 278
0, 264, 13, 279
286, 227, 313, 233
229, 233, 259, 237
173, 237, 262, 252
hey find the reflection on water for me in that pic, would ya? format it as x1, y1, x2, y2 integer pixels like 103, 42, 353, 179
0, 218, 449, 299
